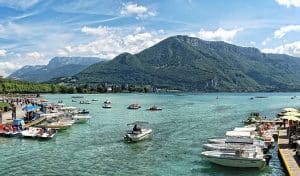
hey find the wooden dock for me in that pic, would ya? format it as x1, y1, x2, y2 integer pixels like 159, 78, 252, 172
25, 116, 47, 128
278, 129, 300, 176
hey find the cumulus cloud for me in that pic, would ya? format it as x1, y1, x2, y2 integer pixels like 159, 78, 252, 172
121, 3, 156, 19
26, 51, 44, 60
190, 28, 243, 42
274, 25, 300, 38
262, 41, 300, 57
58, 26, 163, 59
275, 0, 300, 7
0, 62, 22, 76
0, 49, 7, 56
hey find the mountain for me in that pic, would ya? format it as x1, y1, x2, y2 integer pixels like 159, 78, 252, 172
62, 35, 300, 92
9, 57, 104, 82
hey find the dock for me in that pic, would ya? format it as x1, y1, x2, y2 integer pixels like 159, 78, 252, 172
278, 129, 300, 176
25, 116, 47, 128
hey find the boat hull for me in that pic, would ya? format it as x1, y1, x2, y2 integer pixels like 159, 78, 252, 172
203, 155, 266, 168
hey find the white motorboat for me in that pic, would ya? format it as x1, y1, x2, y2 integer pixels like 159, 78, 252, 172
37, 128, 57, 139
72, 115, 91, 123
21, 127, 39, 138
201, 148, 272, 168
102, 99, 112, 108
124, 121, 152, 142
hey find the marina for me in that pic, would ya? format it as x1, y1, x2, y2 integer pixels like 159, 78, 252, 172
1, 93, 300, 175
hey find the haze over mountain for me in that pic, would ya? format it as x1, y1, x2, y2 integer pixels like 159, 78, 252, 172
61, 35, 300, 92
9, 57, 104, 82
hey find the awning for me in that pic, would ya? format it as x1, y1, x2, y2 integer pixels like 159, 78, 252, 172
281, 116, 300, 121
22, 105, 40, 112
283, 108, 299, 113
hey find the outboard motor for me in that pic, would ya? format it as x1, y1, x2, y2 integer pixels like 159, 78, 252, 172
264, 154, 272, 165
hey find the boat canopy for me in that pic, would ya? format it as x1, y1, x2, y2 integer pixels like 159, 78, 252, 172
22, 105, 40, 112
281, 116, 300, 121
226, 131, 251, 137
234, 127, 256, 132
127, 121, 149, 126
13, 118, 25, 126
283, 108, 298, 112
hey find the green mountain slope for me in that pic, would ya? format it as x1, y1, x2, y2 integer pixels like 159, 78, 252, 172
74, 35, 300, 92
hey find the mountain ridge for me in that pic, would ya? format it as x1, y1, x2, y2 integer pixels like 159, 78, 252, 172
9, 56, 104, 82
50, 35, 300, 91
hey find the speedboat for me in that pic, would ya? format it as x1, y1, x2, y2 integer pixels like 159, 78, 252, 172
102, 99, 112, 108
43, 121, 72, 130
72, 115, 91, 123
124, 121, 152, 142
21, 127, 40, 138
201, 148, 272, 168
79, 100, 91, 104
77, 109, 90, 115
128, 104, 141, 109
147, 106, 162, 111
36, 128, 57, 139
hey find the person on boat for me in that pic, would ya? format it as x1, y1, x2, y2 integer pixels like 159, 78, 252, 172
133, 124, 141, 132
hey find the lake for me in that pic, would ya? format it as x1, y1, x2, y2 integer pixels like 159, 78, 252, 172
1, 93, 298, 175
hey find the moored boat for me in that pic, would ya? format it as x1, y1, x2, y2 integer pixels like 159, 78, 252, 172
147, 106, 162, 111
102, 99, 112, 108
72, 115, 91, 123
201, 148, 271, 168
127, 104, 141, 109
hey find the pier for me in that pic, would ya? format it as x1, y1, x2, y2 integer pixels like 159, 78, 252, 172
278, 129, 300, 176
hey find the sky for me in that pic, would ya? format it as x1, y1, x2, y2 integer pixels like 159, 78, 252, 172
1, 0, 300, 76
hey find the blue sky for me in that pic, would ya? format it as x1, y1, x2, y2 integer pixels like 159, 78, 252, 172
1, 0, 300, 76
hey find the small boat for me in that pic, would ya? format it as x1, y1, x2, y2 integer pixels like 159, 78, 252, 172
79, 100, 91, 104
127, 104, 141, 109
43, 122, 72, 130
124, 121, 152, 142
36, 128, 57, 139
21, 127, 39, 138
77, 109, 90, 115
102, 99, 112, 108
201, 148, 272, 168
72, 115, 91, 123
72, 99, 77, 102
147, 106, 162, 111
92, 99, 98, 101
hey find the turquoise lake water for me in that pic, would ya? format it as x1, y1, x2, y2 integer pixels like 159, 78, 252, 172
1, 93, 299, 175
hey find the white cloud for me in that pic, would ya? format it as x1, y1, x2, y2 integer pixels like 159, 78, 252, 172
275, 0, 300, 7
0, 61, 21, 76
0, 0, 40, 10
190, 28, 242, 42
121, 3, 156, 19
26, 51, 44, 60
274, 25, 300, 38
262, 41, 300, 57
0, 49, 7, 56
58, 26, 163, 59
